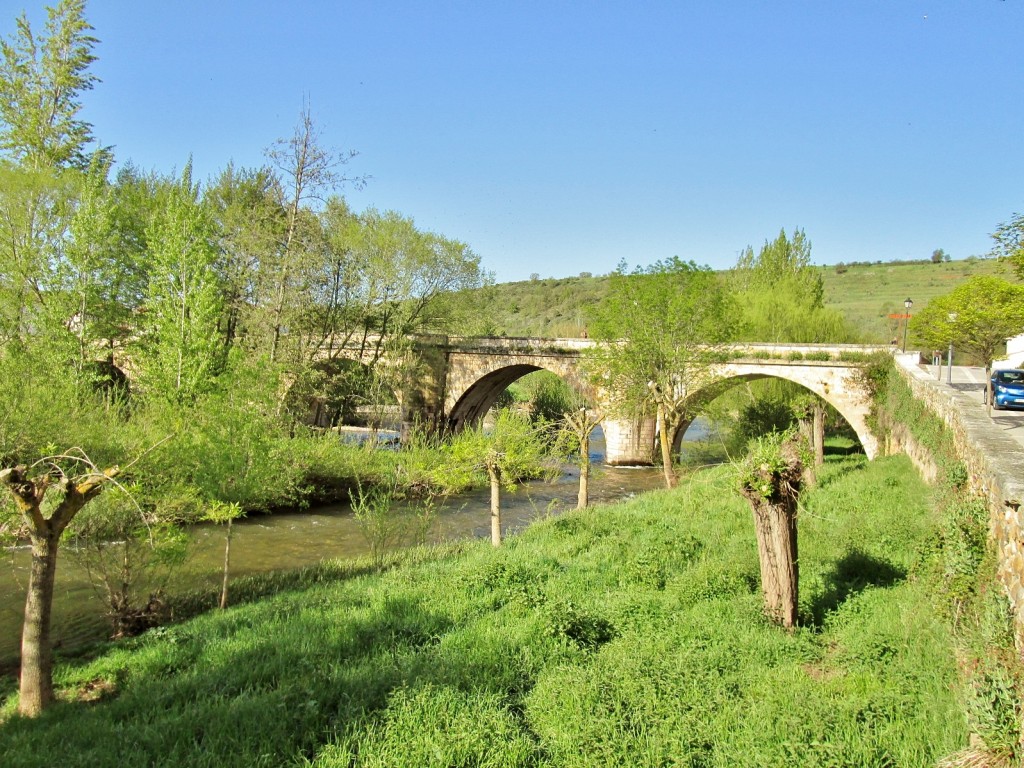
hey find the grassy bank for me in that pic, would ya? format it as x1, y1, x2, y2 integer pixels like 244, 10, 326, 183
0, 454, 964, 766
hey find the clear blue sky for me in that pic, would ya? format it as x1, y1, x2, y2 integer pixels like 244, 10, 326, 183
9, 1, 1024, 283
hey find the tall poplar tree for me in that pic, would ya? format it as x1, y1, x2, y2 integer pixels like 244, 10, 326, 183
138, 166, 223, 404
0, 0, 102, 170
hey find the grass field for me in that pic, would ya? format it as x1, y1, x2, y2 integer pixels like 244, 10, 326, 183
487, 257, 1008, 342
0, 454, 965, 767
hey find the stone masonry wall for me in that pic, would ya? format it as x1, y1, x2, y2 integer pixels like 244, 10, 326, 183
895, 360, 1024, 633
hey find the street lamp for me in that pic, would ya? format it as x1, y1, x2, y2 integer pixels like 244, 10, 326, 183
902, 298, 913, 353
947, 312, 958, 385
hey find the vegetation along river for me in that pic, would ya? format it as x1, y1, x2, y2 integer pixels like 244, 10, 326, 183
1, 426, 715, 663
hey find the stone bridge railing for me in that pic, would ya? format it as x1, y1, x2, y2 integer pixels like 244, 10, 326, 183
894, 356, 1024, 638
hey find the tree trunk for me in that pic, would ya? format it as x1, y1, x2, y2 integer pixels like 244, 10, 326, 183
1, 464, 119, 716
813, 402, 825, 467
20, 531, 59, 716
488, 465, 502, 546
656, 403, 676, 489
749, 497, 799, 627
798, 417, 816, 488
740, 442, 802, 628
219, 517, 233, 610
578, 432, 590, 510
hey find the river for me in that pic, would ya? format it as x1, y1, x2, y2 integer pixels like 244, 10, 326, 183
0, 426, 712, 663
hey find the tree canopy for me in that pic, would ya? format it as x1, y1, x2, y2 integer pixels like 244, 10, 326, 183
0, 0, 100, 169
910, 275, 1024, 370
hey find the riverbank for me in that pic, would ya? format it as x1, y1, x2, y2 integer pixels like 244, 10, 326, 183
0, 454, 966, 766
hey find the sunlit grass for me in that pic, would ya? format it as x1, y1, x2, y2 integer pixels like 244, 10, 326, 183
0, 455, 964, 767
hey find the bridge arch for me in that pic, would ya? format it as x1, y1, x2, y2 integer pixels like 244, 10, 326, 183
447, 362, 597, 433
671, 363, 877, 459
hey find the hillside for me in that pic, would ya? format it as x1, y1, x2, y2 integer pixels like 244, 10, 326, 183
486, 257, 1009, 342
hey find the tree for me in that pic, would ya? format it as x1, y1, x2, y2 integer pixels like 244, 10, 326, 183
991, 212, 1024, 280
931, 248, 949, 264
910, 276, 1024, 406
264, 104, 363, 364
446, 410, 549, 546
732, 228, 853, 344
560, 406, 602, 509
137, 165, 223, 404
0, 0, 102, 170
587, 258, 738, 488
1, 459, 120, 714
0, 162, 69, 347
0, 344, 143, 716
204, 163, 284, 361
737, 430, 804, 628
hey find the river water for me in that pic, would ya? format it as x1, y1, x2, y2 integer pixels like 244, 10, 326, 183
1, 427, 698, 663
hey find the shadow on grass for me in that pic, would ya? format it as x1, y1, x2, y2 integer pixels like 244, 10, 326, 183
0, 593, 467, 762
806, 548, 906, 628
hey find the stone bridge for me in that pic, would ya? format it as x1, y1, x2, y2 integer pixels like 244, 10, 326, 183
400, 336, 894, 465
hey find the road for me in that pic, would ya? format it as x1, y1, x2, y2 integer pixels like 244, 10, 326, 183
919, 363, 1024, 449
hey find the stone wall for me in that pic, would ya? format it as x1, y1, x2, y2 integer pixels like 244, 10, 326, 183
895, 360, 1024, 630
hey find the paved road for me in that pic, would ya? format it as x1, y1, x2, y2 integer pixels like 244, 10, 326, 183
919, 364, 1024, 450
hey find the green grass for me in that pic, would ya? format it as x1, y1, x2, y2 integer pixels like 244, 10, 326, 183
0, 455, 964, 767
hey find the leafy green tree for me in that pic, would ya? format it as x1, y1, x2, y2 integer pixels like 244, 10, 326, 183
733, 228, 854, 344
0, 347, 139, 716
0, 0, 102, 170
559, 405, 602, 509
587, 258, 738, 488
445, 410, 549, 546
0, 163, 70, 347
910, 276, 1024, 405
991, 212, 1024, 280
137, 165, 223, 404
204, 163, 284, 359
264, 104, 362, 364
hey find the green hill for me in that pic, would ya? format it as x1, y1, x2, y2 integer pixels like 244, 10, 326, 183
486, 258, 1009, 342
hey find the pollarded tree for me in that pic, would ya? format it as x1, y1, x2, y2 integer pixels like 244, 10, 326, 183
445, 410, 550, 546
0, 347, 134, 716
587, 257, 739, 488
910, 276, 1024, 406
737, 430, 805, 628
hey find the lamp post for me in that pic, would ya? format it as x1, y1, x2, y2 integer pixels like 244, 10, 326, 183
947, 312, 958, 385
902, 298, 913, 353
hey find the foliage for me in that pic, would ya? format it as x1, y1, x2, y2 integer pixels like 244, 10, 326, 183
990, 211, 1024, 280
351, 479, 404, 570
736, 428, 805, 503
0, 0, 101, 170
910, 275, 1024, 369
587, 257, 738, 415
69, 493, 188, 638
0, 458, 966, 765
136, 164, 223, 405
443, 409, 551, 492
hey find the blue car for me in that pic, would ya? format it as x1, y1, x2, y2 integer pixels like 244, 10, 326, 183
989, 369, 1024, 410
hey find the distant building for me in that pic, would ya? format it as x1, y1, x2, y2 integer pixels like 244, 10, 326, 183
995, 333, 1024, 370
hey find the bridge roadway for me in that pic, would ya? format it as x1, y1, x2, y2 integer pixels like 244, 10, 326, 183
915, 362, 1024, 450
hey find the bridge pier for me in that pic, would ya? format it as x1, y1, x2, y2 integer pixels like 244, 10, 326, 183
603, 416, 657, 466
